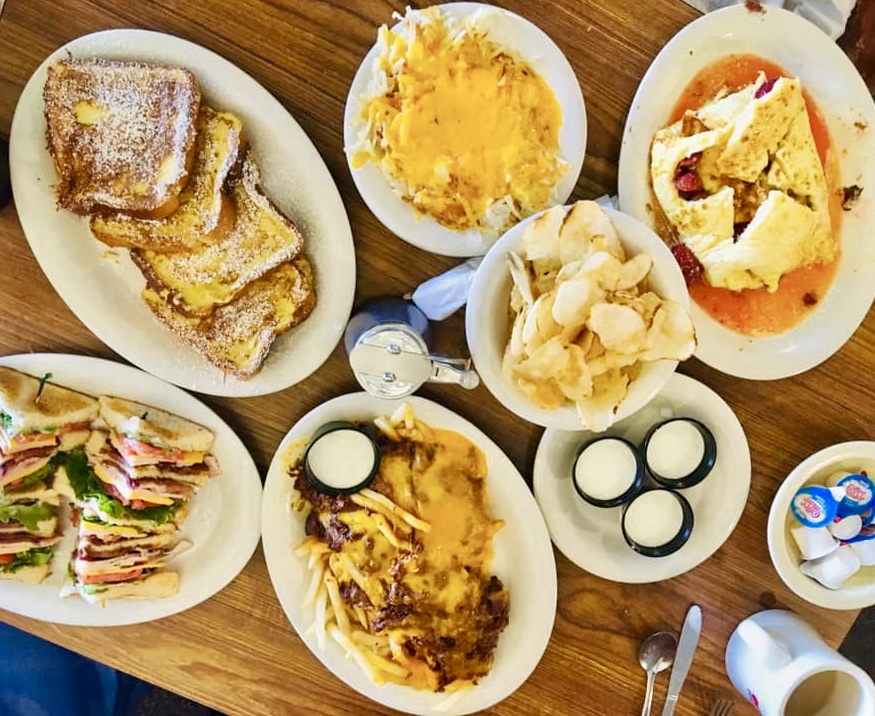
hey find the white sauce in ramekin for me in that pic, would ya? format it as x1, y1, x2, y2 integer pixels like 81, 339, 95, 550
574, 438, 638, 501
624, 490, 684, 547
646, 419, 704, 480
306, 429, 377, 490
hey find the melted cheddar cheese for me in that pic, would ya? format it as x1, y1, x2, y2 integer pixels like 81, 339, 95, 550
352, 6, 565, 235
295, 421, 509, 692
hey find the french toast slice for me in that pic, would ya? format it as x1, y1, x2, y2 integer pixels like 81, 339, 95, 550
89, 107, 244, 251
131, 150, 305, 315
43, 58, 200, 215
142, 258, 316, 379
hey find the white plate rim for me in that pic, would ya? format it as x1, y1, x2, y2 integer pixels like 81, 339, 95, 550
767, 440, 875, 610
533, 372, 751, 583
9, 29, 356, 397
343, 1, 587, 258
465, 204, 687, 431
261, 392, 557, 715
0, 352, 262, 626
617, 5, 875, 380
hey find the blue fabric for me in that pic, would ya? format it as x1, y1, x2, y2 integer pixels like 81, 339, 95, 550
0, 622, 152, 716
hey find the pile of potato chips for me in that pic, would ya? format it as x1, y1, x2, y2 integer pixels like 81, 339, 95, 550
503, 201, 696, 431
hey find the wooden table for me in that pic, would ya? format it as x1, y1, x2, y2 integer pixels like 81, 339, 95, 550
0, 1, 872, 714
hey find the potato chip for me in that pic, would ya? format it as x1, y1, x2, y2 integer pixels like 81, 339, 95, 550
517, 376, 566, 410
523, 205, 565, 261
551, 277, 603, 328
512, 336, 569, 381
586, 303, 647, 354
641, 301, 697, 361
502, 200, 697, 430
616, 252, 653, 290
556, 343, 594, 401
562, 200, 624, 261
575, 369, 630, 432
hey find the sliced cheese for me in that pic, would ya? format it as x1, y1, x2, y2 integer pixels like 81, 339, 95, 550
79, 520, 142, 537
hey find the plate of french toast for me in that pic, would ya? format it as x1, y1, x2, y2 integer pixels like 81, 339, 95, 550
9, 30, 356, 397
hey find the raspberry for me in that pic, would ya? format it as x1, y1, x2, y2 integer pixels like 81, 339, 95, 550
670, 243, 704, 286
755, 77, 779, 99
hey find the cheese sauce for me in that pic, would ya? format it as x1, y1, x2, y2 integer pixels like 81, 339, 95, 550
353, 7, 565, 235
296, 422, 509, 692
663, 54, 841, 336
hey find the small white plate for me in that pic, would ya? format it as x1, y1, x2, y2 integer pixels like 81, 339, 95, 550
343, 2, 586, 258
0, 353, 262, 626
466, 205, 688, 431
533, 372, 750, 583
768, 441, 875, 610
262, 392, 556, 715
10, 30, 356, 397
617, 5, 875, 379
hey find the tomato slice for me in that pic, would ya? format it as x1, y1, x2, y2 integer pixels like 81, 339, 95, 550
81, 568, 143, 585
0, 554, 14, 565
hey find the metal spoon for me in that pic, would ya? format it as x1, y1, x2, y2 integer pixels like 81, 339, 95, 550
638, 631, 677, 716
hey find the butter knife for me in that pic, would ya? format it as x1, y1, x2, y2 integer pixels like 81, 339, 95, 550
660, 605, 702, 716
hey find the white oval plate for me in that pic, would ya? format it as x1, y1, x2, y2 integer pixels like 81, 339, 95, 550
262, 392, 556, 715
533, 372, 750, 583
10, 30, 356, 397
0, 353, 262, 626
344, 2, 586, 258
617, 5, 875, 379
768, 441, 875, 610
466, 205, 688, 431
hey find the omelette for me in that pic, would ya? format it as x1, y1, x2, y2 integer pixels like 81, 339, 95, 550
650, 72, 835, 292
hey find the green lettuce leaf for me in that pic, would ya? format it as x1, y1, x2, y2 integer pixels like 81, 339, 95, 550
63, 449, 180, 526
0, 546, 53, 573
0, 501, 56, 532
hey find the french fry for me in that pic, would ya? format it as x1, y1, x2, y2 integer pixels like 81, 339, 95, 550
325, 575, 350, 635
302, 560, 325, 608
358, 488, 431, 532
314, 586, 328, 651
374, 415, 400, 441
328, 624, 378, 682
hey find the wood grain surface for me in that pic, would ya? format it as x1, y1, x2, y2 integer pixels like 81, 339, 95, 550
0, 1, 872, 714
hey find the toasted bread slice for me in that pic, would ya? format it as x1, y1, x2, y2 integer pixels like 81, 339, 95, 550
0, 563, 51, 585
142, 257, 316, 379
64, 570, 180, 603
0, 366, 99, 436
43, 58, 200, 215
89, 107, 245, 251
97, 395, 215, 454
131, 150, 305, 316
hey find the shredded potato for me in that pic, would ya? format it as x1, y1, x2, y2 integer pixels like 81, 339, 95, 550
351, 6, 566, 236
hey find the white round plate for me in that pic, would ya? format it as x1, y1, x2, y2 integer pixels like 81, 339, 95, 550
10, 30, 356, 397
533, 372, 750, 583
466, 205, 688, 431
617, 5, 875, 379
343, 2, 586, 258
768, 441, 875, 610
262, 392, 556, 715
0, 353, 262, 626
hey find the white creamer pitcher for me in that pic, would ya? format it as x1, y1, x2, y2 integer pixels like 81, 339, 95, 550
725, 609, 875, 716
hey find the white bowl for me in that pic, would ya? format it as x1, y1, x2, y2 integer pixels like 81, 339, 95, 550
768, 441, 875, 610
465, 205, 689, 430
343, 2, 587, 258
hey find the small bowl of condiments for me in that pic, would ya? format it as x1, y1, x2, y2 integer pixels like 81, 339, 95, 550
570, 416, 716, 558
303, 421, 381, 495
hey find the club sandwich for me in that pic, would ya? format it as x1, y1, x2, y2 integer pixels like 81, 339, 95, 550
0, 366, 98, 493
